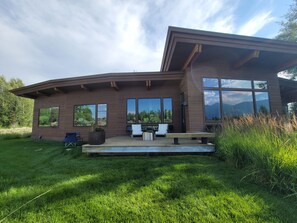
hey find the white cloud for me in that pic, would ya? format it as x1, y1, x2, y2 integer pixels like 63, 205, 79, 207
237, 11, 274, 36
0, 0, 275, 85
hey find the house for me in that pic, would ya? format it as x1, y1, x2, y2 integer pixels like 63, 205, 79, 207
11, 26, 297, 141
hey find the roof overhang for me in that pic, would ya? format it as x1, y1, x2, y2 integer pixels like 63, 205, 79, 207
279, 77, 297, 104
10, 71, 184, 99
161, 26, 297, 72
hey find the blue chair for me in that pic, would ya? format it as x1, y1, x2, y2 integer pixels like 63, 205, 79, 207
64, 132, 78, 148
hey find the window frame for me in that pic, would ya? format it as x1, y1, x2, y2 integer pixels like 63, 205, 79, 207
38, 106, 60, 128
72, 103, 109, 127
202, 77, 271, 123
126, 97, 173, 124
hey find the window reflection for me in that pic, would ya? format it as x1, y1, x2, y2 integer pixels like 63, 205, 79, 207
138, 99, 161, 123
74, 104, 96, 126
254, 80, 268, 89
204, 90, 221, 120
255, 92, 270, 114
39, 107, 59, 127
222, 91, 254, 117
98, 104, 107, 126
163, 98, 173, 123
221, 79, 251, 89
203, 78, 219, 88
127, 99, 136, 123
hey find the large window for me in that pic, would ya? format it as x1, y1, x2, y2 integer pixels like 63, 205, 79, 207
138, 99, 161, 123
74, 105, 96, 126
203, 78, 270, 121
38, 107, 59, 127
126, 98, 173, 124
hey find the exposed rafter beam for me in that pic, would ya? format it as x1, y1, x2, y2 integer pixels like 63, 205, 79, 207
182, 44, 202, 70
81, 84, 91, 92
146, 80, 151, 90
54, 87, 67, 94
233, 50, 260, 69
111, 81, 119, 91
36, 91, 50, 97
276, 58, 297, 72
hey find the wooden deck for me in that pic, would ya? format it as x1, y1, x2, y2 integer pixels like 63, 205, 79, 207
82, 136, 215, 155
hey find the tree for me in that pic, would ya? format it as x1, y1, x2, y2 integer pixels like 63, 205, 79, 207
0, 75, 33, 127
276, 0, 297, 114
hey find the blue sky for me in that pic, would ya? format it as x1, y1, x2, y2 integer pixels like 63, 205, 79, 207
0, 0, 293, 85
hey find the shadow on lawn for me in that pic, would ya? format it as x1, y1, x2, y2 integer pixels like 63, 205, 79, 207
1, 151, 296, 221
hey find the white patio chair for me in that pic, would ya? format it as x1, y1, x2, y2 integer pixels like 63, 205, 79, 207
131, 124, 143, 137
155, 124, 168, 136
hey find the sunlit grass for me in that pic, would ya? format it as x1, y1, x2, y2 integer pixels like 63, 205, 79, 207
0, 139, 297, 222
216, 115, 297, 196
0, 127, 31, 140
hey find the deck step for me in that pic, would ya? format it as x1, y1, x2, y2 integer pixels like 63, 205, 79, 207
82, 145, 215, 155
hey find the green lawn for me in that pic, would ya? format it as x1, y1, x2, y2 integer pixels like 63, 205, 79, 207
0, 139, 296, 222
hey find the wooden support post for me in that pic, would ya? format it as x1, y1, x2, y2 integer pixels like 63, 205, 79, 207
182, 44, 202, 70
111, 81, 119, 91
36, 91, 50, 97
233, 50, 260, 69
146, 80, 151, 90
54, 87, 67, 94
81, 84, 91, 92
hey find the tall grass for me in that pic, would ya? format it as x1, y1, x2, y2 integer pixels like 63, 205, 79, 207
216, 115, 297, 196
0, 127, 32, 140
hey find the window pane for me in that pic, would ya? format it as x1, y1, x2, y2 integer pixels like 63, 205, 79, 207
254, 80, 268, 89
221, 79, 252, 89
74, 105, 96, 126
204, 90, 221, 120
127, 99, 136, 123
39, 107, 59, 127
163, 98, 173, 123
98, 104, 107, 126
255, 92, 270, 114
222, 91, 254, 117
203, 78, 219, 88
138, 99, 161, 123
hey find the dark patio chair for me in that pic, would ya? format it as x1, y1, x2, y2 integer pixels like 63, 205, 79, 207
64, 132, 78, 148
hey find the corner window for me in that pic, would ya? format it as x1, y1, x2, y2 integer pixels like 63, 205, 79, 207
74, 105, 96, 126
98, 104, 107, 126
203, 77, 270, 121
38, 107, 59, 127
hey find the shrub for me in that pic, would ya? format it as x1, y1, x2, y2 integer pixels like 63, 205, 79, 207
216, 115, 297, 196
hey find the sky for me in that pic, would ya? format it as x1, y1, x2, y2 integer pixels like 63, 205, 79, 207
0, 0, 293, 85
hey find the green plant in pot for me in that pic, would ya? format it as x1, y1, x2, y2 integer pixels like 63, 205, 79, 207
88, 125, 105, 145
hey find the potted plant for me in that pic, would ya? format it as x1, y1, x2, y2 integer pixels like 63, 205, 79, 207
88, 125, 105, 145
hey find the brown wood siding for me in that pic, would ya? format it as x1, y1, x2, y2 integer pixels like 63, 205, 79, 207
32, 81, 181, 141
184, 58, 283, 132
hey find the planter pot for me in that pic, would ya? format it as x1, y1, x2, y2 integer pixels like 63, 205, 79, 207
88, 131, 105, 145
